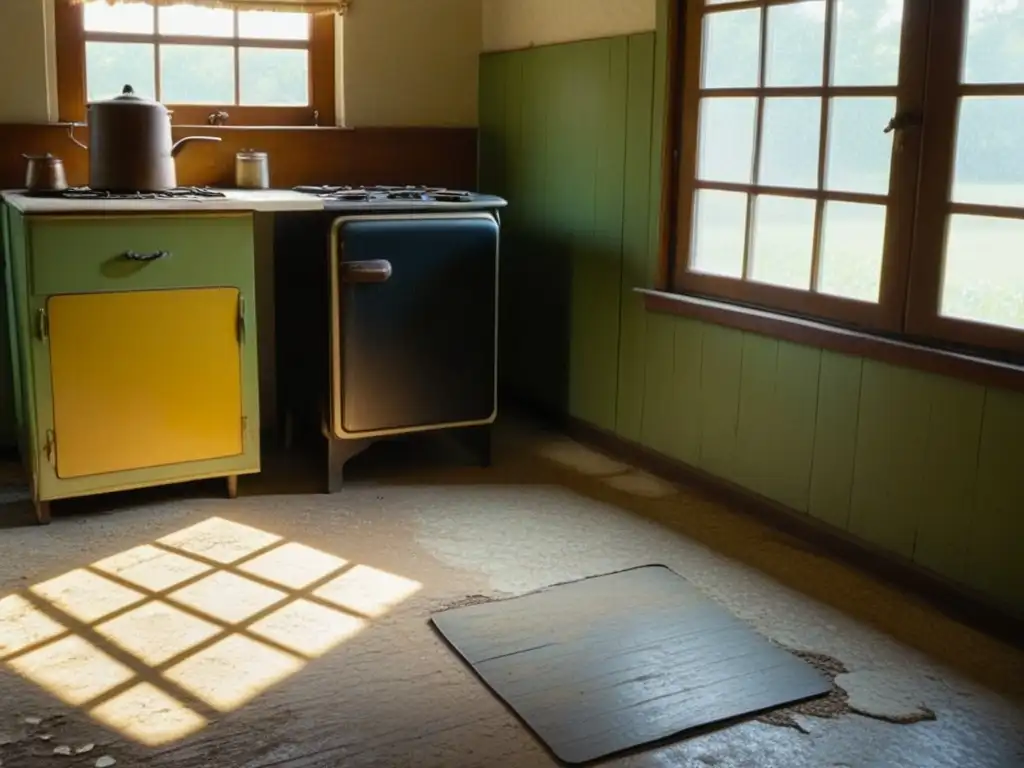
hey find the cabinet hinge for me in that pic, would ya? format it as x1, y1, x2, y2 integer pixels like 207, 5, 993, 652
43, 429, 56, 467
37, 308, 48, 342
237, 294, 246, 341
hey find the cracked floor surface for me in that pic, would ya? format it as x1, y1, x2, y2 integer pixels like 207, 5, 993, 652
0, 416, 1022, 768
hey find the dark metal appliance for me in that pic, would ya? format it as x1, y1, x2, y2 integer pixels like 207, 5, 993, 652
274, 185, 508, 492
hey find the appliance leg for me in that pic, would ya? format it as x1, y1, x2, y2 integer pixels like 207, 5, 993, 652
325, 437, 373, 494
225, 475, 238, 499
34, 500, 51, 525
450, 425, 492, 468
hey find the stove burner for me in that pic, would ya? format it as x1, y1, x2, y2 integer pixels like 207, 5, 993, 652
27, 186, 227, 200
292, 185, 474, 203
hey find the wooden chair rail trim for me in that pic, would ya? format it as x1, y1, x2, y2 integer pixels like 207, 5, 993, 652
640, 288, 1024, 393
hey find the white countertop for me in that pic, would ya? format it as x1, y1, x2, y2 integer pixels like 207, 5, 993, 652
0, 188, 325, 214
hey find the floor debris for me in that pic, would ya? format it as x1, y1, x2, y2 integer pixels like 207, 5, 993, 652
76, 744, 96, 755
53, 746, 72, 756
22, 717, 41, 726
758, 649, 852, 731
95, 757, 116, 768
757, 649, 939, 731
836, 670, 940, 724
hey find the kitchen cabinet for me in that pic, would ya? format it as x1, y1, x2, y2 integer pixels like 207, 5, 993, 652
1, 208, 260, 524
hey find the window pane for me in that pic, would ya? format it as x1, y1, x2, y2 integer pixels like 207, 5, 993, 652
942, 215, 1024, 331
84, 2, 154, 33
160, 45, 235, 104
826, 97, 896, 195
964, 0, 1024, 84
832, 0, 904, 86
697, 97, 757, 184
239, 49, 309, 106
952, 97, 1024, 207
158, 5, 234, 37
702, 8, 761, 88
85, 42, 156, 102
759, 98, 821, 189
691, 190, 748, 278
750, 196, 816, 290
238, 11, 310, 40
765, 1, 826, 87
818, 202, 886, 302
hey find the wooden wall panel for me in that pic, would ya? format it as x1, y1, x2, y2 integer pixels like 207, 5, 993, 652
569, 39, 626, 431
968, 390, 1024, 613
914, 379, 985, 583
483, 36, 645, 428
697, 324, 743, 484
0, 124, 478, 191
735, 335, 781, 500
479, 20, 1024, 617
670, 317, 704, 466
849, 362, 932, 558
640, 312, 676, 456
771, 342, 822, 512
808, 351, 863, 529
618, 32, 656, 443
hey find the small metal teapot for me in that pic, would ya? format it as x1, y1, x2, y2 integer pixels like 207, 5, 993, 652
23, 153, 68, 193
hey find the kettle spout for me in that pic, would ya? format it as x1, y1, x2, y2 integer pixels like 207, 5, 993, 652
171, 136, 222, 158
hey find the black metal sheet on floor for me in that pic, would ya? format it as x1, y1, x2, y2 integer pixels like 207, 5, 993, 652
431, 565, 831, 765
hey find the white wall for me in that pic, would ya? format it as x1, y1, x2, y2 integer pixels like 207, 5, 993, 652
342, 0, 480, 127
0, 0, 480, 127
0, 0, 57, 122
482, 0, 656, 52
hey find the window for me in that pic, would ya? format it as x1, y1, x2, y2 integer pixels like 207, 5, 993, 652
668, 0, 1024, 356
56, 0, 336, 126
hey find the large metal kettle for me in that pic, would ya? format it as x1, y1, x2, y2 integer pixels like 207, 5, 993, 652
69, 84, 221, 192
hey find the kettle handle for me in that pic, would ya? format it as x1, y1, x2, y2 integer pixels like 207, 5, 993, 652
66, 123, 88, 150
171, 136, 222, 158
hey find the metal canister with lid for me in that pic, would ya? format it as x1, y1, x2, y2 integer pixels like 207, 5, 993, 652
235, 149, 270, 189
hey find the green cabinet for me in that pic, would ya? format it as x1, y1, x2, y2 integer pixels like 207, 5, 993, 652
1, 207, 261, 524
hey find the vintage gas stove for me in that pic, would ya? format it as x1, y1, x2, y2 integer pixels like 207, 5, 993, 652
24, 186, 228, 200
274, 184, 508, 492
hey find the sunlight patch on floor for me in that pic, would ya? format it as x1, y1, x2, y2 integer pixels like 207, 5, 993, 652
536, 440, 631, 476
0, 516, 423, 747
536, 438, 679, 499
314, 564, 424, 618
603, 471, 678, 499
90, 683, 208, 748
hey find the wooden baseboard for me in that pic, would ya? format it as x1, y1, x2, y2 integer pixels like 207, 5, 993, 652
503, 400, 1024, 649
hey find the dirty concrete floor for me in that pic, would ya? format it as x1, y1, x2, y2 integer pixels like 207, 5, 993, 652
0, 417, 1022, 768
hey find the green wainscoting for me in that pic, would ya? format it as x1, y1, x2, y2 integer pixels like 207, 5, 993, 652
480, 19, 1024, 618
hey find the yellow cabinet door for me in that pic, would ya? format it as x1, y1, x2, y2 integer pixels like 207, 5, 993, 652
48, 288, 243, 479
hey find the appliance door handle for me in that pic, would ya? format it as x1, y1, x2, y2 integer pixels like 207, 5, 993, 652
122, 250, 171, 262
341, 259, 392, 283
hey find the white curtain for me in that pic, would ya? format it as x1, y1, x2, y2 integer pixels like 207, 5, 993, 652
68, 0, 349, 14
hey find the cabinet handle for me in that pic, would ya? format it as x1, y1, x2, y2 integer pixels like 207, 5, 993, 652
122, 250, 171, 262
341, 259, 392, 283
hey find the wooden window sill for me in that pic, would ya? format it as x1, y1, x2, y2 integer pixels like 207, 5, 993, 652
639, 289, 1024, 393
